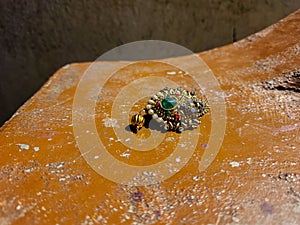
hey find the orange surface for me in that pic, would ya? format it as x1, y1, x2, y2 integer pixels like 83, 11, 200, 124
0, 10, 300, 225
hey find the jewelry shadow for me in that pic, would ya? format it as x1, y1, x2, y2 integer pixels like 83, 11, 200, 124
125, 118, 167, 134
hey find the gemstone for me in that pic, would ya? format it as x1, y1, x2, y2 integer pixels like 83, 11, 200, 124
161, 95, 177, 109
165, 110, 171, 116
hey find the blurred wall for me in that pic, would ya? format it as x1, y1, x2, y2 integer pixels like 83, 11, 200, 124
0, 0, 299, 125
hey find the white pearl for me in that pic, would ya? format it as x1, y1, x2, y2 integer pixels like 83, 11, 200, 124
146, 104, 152, 109
148, 109, 154, 115
153, 95, 158, 100
152, 114, 158, 119
157, 92, 164, 97
156, 117, 163, 123
193, 119, 200, 124
148, 99, 155, 104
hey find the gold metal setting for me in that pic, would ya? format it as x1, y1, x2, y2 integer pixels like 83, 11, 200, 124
130, 87, 210, 133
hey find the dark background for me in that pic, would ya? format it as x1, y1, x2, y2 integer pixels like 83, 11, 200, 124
1, 0, 300, 126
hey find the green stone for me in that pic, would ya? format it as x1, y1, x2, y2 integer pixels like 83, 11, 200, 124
165, 110, 171, 116
161, 96, 177, 109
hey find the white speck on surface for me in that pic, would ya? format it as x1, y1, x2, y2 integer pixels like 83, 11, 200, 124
109, 137, 114, 141
238, 127, 242, 137
102, 117, 118, 128
246, 158, 252, 165
34, 146, 40, 152
193, 176, 200, 181
41, 206, 46, 211
167, 71, 176, 75
230, 161, 240, 167
232, 217, 240, 223
24, 168, 32, 173
179, 143, 186, 148
125, 138, 130, 142
175, 157, 181, 163
94, 155, 99, 159
165, 137, 174, 142
120, 149, 131, 158
97, 215, 103, 220
262, 173, 267, 177
57, 162, 64, 169
16, 143, 29, 150
16, 205, 22, 210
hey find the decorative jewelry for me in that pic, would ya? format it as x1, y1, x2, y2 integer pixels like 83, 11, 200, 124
130, 87, 209, 133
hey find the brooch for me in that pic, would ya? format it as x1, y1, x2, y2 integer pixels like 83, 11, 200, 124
130, 87, 209, 133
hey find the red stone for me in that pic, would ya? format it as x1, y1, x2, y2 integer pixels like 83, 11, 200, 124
155, 102, 160, 107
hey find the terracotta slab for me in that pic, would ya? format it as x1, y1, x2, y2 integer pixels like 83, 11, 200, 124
0, 10, 299, 225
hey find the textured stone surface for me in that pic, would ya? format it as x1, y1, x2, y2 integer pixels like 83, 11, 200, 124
1, 0, 300, 125
0, 9, 300, 225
